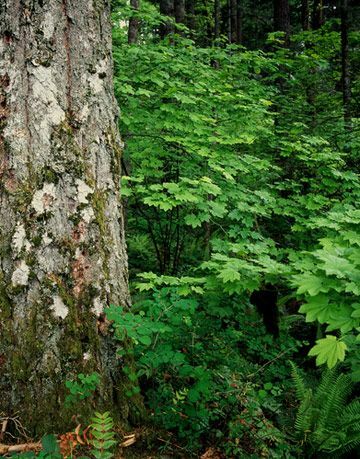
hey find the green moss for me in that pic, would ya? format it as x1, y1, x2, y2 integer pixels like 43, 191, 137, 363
92, 190, 107, 235
92, 190, 111, 279
0, 279, 11, 319
52, 276, 76, 310
0, 236, 11, 257
63, 337, 83, 359
41, 168, 59, 185
11, 352, 28, 380
13, 184, 34, 211
25, 252, 37, 268
31, 235, 42, 247
9, 284, 27, 295
50, 120, 86, 178
58, 236, 77, 255
107, 128, 123, 180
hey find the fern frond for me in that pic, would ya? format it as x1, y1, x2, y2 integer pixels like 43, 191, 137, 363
294, 390, 314, 435
338, 400, 360, 433
289, 361, 308, 401
313, 367, 338, 406
331, 432, 360, 456
291, 366, 360, 457
316, 373, 352, 432
340, 399, 360, 420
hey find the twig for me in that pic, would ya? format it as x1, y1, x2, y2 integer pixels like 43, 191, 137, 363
0, 418, 8, 441
0, 442, 41, 456
0, 413, 30, 442
247, 346, 295, 379
157, 436, 187, 451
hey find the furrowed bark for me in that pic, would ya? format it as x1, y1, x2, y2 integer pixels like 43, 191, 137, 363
0, 0, 135, 435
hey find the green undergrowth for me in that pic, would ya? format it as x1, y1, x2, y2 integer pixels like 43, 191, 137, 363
109, 1, 360, 456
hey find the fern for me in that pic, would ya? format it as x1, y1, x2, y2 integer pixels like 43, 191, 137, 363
289, 361, 308, 400
317, 373, 352, 432
90, 412, 117, 459
290, 364, 360, 457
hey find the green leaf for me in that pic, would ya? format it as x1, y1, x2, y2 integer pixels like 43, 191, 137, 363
295, 273, 325, 296
184, 214, 203, 228
299, 294, 332, 323
41, 434, 59, 454
217, 267, 240, 283
308, 335, 347, 369
138, 334, 152, 346
326, 304, 357, 333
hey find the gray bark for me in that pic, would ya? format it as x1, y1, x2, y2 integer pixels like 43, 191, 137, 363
0, 0, 133, 434
128, 0, 140, 44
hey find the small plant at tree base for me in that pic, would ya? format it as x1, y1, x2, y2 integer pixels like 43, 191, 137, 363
89, 412, 117, 459
64, 372, 100, 407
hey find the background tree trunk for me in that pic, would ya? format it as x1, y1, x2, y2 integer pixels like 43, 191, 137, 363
214, 0, 220, 40
128, 0, 140, 44
236, 0, 243, 44
302, 0, 310, 30
341, 0, 351, 126
0, 0, 133, 435
185, 0, 196, 37
230, 0, 237, 42
273, 0, 290, 44
160, 0, 174, 37
174, 0, 185, 24
312, 0, 324, 29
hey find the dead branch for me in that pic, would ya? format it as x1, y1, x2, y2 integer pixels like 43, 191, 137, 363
0, 441, 41, 455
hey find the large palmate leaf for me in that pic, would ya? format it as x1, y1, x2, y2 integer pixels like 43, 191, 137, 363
308, 336, 347, 369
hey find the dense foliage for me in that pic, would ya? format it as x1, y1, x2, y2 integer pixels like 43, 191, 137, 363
107, 0, 360, 456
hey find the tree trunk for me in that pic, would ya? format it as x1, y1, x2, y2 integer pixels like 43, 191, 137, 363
273, 0, 290, 44
174, 0, 185, 24
236, 0, 243, 44
0, 0, 133, 435
185, 0, 195, 37
302, 0, 310, 30
227, 0, 232, 43
128, 0, 140, 44
160, 0, 174, 38
312, 0, 324, 29
341, 0, 351, 126
214, 0, 220, 40
230, 0, 237, 42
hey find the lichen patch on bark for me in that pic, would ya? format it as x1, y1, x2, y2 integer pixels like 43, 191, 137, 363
92, 296, 104, 316
42, 10, 56, 39
81, 206, 95, 223
31, 183, 57, 214
12, 223, 31, 254
50, 295, 69, 319
75, 178, 93, 204
11, 260, 30, 286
